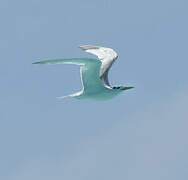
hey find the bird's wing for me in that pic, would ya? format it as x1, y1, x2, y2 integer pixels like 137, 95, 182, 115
33, 58, 106, 93
79, 45, 118, 88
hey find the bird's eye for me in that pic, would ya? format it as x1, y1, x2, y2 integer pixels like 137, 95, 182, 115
113, 87, 120, 89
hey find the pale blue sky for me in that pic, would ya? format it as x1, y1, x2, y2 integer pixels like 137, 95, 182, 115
0, 0, 188, 179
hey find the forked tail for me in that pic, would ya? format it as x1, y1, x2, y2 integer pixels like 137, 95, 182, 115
56, 91, 83, 100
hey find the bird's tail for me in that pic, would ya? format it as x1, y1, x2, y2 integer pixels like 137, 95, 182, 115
56, 95, 71, 99
56, 91, 83, 100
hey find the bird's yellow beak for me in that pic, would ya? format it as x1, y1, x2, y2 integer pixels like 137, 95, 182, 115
122, 86, 134, 90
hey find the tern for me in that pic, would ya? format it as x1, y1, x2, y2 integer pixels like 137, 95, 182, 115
33, 45, 134, 100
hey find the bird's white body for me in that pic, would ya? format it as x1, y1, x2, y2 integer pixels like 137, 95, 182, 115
33, 45, 133, 100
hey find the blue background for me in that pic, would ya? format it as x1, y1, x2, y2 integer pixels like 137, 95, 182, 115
0, 0, 188, 179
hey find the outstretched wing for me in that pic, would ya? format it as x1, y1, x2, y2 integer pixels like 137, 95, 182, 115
80, 45, 118, 88
33, 58, 106, 93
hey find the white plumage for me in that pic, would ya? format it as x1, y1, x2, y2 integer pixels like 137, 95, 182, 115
33, 45, 133, 100
80, 45, 118, 88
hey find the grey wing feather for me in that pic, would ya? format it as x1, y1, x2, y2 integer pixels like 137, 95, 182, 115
100, 69, 110, 88
33, 58, 94, 65
79, 45, 118, 88
33, 58, 106, 92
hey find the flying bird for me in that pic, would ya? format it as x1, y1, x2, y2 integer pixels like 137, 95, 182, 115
33, 45, 134, 100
